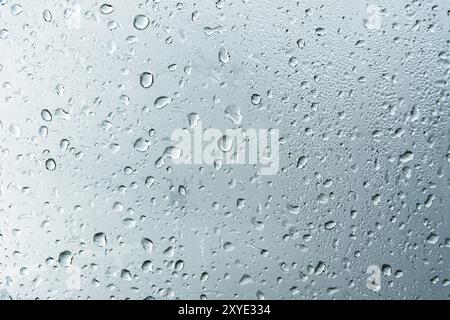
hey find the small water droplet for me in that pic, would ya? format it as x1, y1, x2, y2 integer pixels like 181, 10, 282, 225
289, 56, 298, 67
60, 139, 70, 152
39, 126, 48, 138
145, 176, 155, 188
0, 29, 8, 40
178, 185, 186, 196
251, 94, 261, 105
200, 272, 209, 282
8, 123, 21, 137
187, 113, 200, 128
43, 9, 52, 22
175, 260, 185, 271
45, 158, 56, 171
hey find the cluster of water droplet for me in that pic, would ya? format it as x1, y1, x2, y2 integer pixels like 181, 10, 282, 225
0, 0, 448, 300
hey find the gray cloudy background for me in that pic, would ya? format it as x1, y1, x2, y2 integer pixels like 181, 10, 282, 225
0, 0, 449, 299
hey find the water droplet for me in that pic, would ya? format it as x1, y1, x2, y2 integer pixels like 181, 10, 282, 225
315, 27, 326, 36
145, 176, 155, 188
154, 96, 172, 109
100, 4, 114, 14
174, 260, 185, 271
133, 15, 149, 30
60, 139, 69, 152
315, 261, 326, 275
178, 185, 186, 196
142, 260, 153, 272
296, 156, 308, 169
39, 126, 48, 138
187, 113, 200, 128
324, 221, 336, 230
122, 218, 136, 228
256, 290, 265, 300
41, 109, 52, 121
58, 250, 73, 267
218, 47, 230, 64
218, 135, 233, 152
239, 274, 252, 286
8, 123, 21, 137
109, 143, 120, 153
0, 29, 8, 40
121, 269, 132, 281
191, 11, 199, 21
134, 138, 150, 152
382, 264, 392, 276
287, 204, 300, 215
426, 232, 439, 244
45, 158, 56, 171
399, 151, 414, 163
224, 105, 242, 125
93, 233, 107, 247
140, 72, 154, 88
141, 238, 154, 253
200, 272, 209, 282
251, 94, 261, 105
11, 4, 23, 16
43, 9, 52, 22
289, 56, 298, 67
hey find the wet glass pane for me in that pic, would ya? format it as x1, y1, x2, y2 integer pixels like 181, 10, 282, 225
0, 0, 449, 299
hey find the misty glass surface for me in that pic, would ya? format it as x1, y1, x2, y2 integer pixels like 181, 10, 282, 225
0, 0, 449, 299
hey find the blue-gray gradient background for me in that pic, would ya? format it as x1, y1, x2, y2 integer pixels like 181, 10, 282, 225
0, 0, 449, 299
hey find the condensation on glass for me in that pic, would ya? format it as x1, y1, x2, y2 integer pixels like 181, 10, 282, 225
0, 0, 449, 299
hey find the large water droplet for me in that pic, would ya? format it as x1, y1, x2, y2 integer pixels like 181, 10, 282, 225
58, 250, 73, 267
134, 138, 150, 152
218, 47, 230, 64
93, 233, 107, 247
43, 9, 52, 22
41, 109, 52, 121
133, 15, 149, 30
140, 72, 154, 88
141, 238, 154, 253
154, 96, 172, 109
142, 260, 153, 272
100, 4, 114, 14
